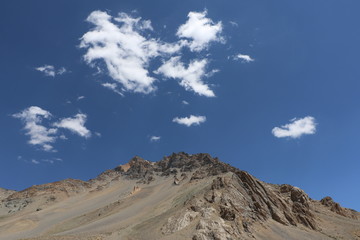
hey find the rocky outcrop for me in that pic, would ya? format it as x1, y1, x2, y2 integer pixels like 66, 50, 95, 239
0, 188, 16, 201
320, 196, 358, 219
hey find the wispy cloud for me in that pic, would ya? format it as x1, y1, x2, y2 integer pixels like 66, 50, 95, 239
229, 21, 238, 27
42, 158, 63, 164
102, 83, 124, 96
31, 159, 40, 164
35, 65, 68, 77
182, 100, 189, 105
173, 115, 206, 127
155, 57, 215, 97
272, 116, 317, 139
150, 136, 161, 142
232, 54, 254, 63
77, 96, 85, 101
54, 114, 91, 138
177, 10, 224, 52
12, 106, 58, 152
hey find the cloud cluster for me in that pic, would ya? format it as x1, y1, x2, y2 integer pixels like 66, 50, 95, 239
81, 10, 223, 97
272, 116, 317, 139
80, 11, 182, 94
173, 115, 206, 127
13, 106, 92, 151
35, 65, 68, 77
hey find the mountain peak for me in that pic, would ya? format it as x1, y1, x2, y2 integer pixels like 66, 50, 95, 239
1, 152, 358, 240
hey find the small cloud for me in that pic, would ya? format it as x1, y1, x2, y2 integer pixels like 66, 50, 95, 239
42, 159, 54, 164
31, 159, 40, 164
177, 10, 224, 51
272, 116, 317, 139
182, 100, 189, 105
35, 65, 68, 77
54, 114, 91, 138
173, 115, 206, 127
150, 136, 161, 142
77, 96, 85, 101
94, 132, 102, 137
204, 69, 220, 78
102, 83, 124, 96
12, 106, 58, 152
59, 134, 68, 140
232, 54, 254, 63
229, 21, 238, 27
57, 67, 68, 75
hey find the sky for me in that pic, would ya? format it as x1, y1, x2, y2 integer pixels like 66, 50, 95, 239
1, 0, 360, 211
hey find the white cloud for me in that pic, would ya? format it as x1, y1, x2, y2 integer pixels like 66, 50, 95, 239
204, 69, 220, 78
12, 106, 58, 152
31, 159, 40, 164
102, 83, 124, 96
232, 54, 254, 63
13, 107, 93, 151
272, 116, 317, 139
150, 136, 161, 142
155, 56, 215, 97
77, 96, 85, 101
54, 114, 91, 138
36, 65, 55, 77
35, 65, 68, 77
177, 10, 223, 52
182, 100, 189, 105
80, 10, 226, 97
80, 11, 183, 94
173, 115, 206, 127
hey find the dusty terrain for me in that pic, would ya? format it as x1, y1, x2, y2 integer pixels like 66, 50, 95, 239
0, 153, 359, 240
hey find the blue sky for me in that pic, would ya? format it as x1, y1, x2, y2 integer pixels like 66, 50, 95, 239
1, 0, 360, 211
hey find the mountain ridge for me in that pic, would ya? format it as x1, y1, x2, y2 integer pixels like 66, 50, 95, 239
0, 152, 359, 240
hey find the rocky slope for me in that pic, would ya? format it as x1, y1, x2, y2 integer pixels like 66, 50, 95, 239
0, 153, 359, 240
0, 188, 16, 201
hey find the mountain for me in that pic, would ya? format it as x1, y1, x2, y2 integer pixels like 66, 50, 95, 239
0, 153, 359, 240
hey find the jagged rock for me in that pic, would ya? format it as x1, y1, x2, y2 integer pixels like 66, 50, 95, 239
320, 196, 358, 219
162, 209, 199, 234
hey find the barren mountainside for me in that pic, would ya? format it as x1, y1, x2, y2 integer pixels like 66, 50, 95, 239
0, 153, 359, 240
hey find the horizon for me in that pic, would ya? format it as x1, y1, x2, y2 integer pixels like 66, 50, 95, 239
1, 0, 360, 212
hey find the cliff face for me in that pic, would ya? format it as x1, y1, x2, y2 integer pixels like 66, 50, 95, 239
0, 153, 359, 240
